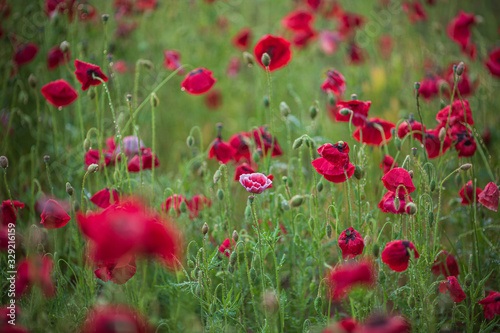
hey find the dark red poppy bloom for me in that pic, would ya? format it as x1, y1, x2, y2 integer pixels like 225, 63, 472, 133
209, 137, 236, 164
13, 43, 39, 67
423, 128, 451, 159
186, 195, 211, 218
478, 182, 499, 212
205, 89, 222, 110
229, 132, 252, 162
77, 199, 182, 267
319, 30, 341, 55
459, 180, 482, 205
437, 100, 474, 127
327, 260, 375, 300
45, 0, 75, 19
380, 155, 397, 174
323, 318, 359, 333
321, 69, 346, 96
281, 10, 315, 32
382, 167, 415, 195
82, 305, 151, 333
335, 100, 371, 127
338, 227, 364, 260
443, 64, 476, 98
127, 148, 159, 172
234, 163, 256, 181
15, 255, 55, 298
254, 34, 292, 71
431, 250, 459, 277
439, 276, 466, 303
84, 149, 112, 168
163, 50, 184, 74
338, 12, 364, 36
47, 46, 70, 70
447, 11, 477, 56
397, 117, 425, 142
378, 191, 414, 214
136, 0, 157, 11
218, 238, 232, 257
353, 118, 395, 146
77, 3, 96, 21
312, 141, 355, 183
402, 1, 428, 24
161, 194, 186, 216
94, 254, 136, 285
381, 240, 419, 272
226, 56, 241, 78
361, 315, 411, 333
181, 68, 216, 95
239, 173, 273, 194
232, 27, 252, 50
40, 199, 71, 229
74, 59, 108, 91
0, 200, 24, 227
449, 123, 476, 157
90, 188, 119, 209
291, 28, 317, 49
41, 79, 78, 108
347, 42, 365, 65
253, 126, 283, 157
418, 75, 441, 100
478, 291, 500, 320
485, 47, 500, 78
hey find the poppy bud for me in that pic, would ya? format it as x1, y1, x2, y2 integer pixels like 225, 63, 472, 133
0, 156, 8, 169
263, 96, 270, 108
282, 176, 287, 184
60, 41, 70, 53
309, 105, 318, 119
326, 223, 332, 238
339, 108, 351, 116
217, 189, 224, 201
139, 59, 153, 70
186, 135, 195, 147
43, 155, 50, 164
411, 147, 417, 156
414, 82, 421, 95
280, 101, 290, 117
229, 252, 237, 266
439, 127, 446, 142
456, 62, 464, 76
428, 211, 434, 227
409, 170, 414, 179
353, 165, 363, 180
101, 14, 109, 23
314, 296, 322, 314
460, 163, 472, 171
188, 260, 195, 269
202, 222, 209, 235
430, 179, 436, 192
252, 150, 261, 163
88, 163, 98, 173
151, 93, 159, 107
372, 244, 380, 258
351, 94, 357, 100
293, 137, 304, 149
232, 230, 239, 243
261, 53, 271, 67
28, 74, 37, 88
248, 195, 255, 204
180, 200, 187, 213
394, 137, 401, 151
317, 181, 323, 193
394, 197, 400, 211
290, 195, 304, 207
88, 88, 96, 100
280, 200, 290, 211
83, 138, 91, 151
126, 94, 132, 102
328, 93, 335, 106
66, 182, 74, 196
406, 202, 417, 215
249, 267, 257, 282
241, 52, 254, 67
245, 205, 252, 220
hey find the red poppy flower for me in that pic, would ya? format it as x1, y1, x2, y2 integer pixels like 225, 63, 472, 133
115, 22, 138, 38
90, 188, 119, 209
229, 132, 252, 162
485, 47, 500, 78
232, 27, 252, 50
306, 0, 321, 11
378, 191, 414, 214
423, 128, 451, 159
239, 173, 273, 194
234, 163, 256, 182
77, 3, 96, 21
418, 75, 440, 100
205, 89, 222, 110
253, 126, 283, 157
0, 200, 24, 227
291, 28, 317, 49
127, 148, 159, 172
321, 69, 346, 96
431, 250, 459, 277
449, 123, 476, 157
381, 240, 419, 272
459, 180, 482, 205
327, 260, 375, 300
74, 59, 108, 91
378, 34, 394, 59
0, 1, 11, 18
45, 0, 75, 19
311, 141, 355, 183
439, 276, 466, 303
338, 227, 364, 260
136, 0, 157, 11
347, 42, 365, 65
402, 1, 428, 24
437, 100, 474, 127
478, 291, 500, 320
113, 60, 128, 74
397, 117, 425, 142
94, 254, 136, 285
218, 238, 232, 257
334, 100, 371, 127
0, 305, 29, 333
380, 155, 397, 174
353, 118, 395, 146
47, 46, 70, 70
281, 10, 315, 32
338, 12, 364, 36
186, 195, 211, 218
227, 56, 241, 78
361, 315, 411, 333
254, 34, 292, 71
41, 79, 78, 108
82, 305, 151, 333
319, 30, 341, 55
15, 255, 55, 298
382, 167, 415, 195
447, 11, 476, 56
40, 199, 71, 229
209, 137, 236, 164
77, 199, 182, 267
323, 318, 359, 333
478, 182, 499, 212
443, 64, 476, 98
161, 194, 186, 216
13, 43, 39, 67
181, 68, 216, 95
163, 50, 184, 74
84, 149, 112, 168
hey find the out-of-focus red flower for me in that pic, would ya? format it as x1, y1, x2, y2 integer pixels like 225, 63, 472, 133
127, 148, 159, 172
449, 123, 476, 157
478, 291, 500, 320
47, 46, 70, 70
322, 317, 359, 333
327, 260, 375, 300
163, 50, 184, 74
186, 195, 211, 218
321, 69, 346, 96
181, 68, 216, 95
418, 75, 440, 100
402, 1, 428, 24
254, 34, 292, 72
239, 173, 273, 194
90, 188, 119, 209
381, 240, 419, 272
338, 11, 364, 36
15, 255, 56, 298
218, 238, 232, 257
281, 10, 315, 32
378, 191, 414, 214
253, 126, 283, 157
74, 59, 108, 91
229, 132, 252, 162
291, 28, 317, 49
431, 250, 459, 277
205, 89, 222, 110
338, 227, 364, 260
113, 60, 128, 74
232, 27, 252, 50
41, 79, 78, 108
0, 304, 29, 333
334, 100, 371, 127
136, 0, 157, 11
347, 42, 365, 65
1, 200, 24, 227
94, 254, 136, 285
306, 0, 321, 11
378, 34, 393, 59
81, 305, 151, 333
84, 149, 112, 168
359, 315, 411, 333
227, 56, 241, 78
209, 137, 236, 164
45, 0, 75, 19
382, 167, 415, 195
439, 276, 466, 303
311, 141, 355, 183
478, 182, 499, 212
380, 155, 397, 174
115, 22, 138, 38
161, 194, 186, 216
447, 11, 477, 58
13, 43, 39, 67
40, 199, 71, 229
397, 117, 425, 141
443, 65, 476, 98
485, 47, 500, 78
0, 1, 11, 18
459, 180, 482, 205
353, 118, 395, 146
319, 30, 341, 55
234, 163, 256, 181
422, 128, 451, 159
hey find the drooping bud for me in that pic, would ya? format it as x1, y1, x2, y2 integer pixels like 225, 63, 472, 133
428, 211, 434, 228
439, 127, 446, 142
252, 150, 261, 163
83, 138, 91, 151
261, 53, 271, 67
456, 62, 465, 76
326, 223, 332, 238
188, 260, 195, 269
293, 137, 304, 149
213, 169, 221, 183
405, 202, 417, 215
28, 74, 37, 88
66, 182, 74, 196
249, 267, 257, 282
245, 205, 252, 220
217, 189, 224, 201
87, 163, 99, 173
430, 179, 436, 192
138, 59, 153, 70
88, 88, 96, 100
60, 41, 70, 53
243, 52, 254, 67
232, 230, 239, 243
279, 101, 290, 117
229, 251, 237, 266
202, 222, 209, 235
0, 156, 8, 169
408, 170, 414, 179
394, 197, 400, 211
314, 296, 323, 314
290, 195, 304, 207
186, 135, 195, 147
280, 200, 290, 211
372, 244, 380, 258
460, 163, 472, 171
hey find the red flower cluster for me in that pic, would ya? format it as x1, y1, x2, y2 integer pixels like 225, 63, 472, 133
94, 254, 136, 285
485, 47, 500, 78
15, 255, 55, 298
162, 194, 211, 218
311, 141, 355, 183
334, 99, 371, 127
458, 180, 482, 205
478, 291, 500, 320
402, 1, 428, 24
232, 27, 252, 50
379, 168, 415, 214
218, 238, 233, 257
380, 155, 397, 174
281, 9, 317, 48
478, 182, 499, 212
327, 260, 376, 300
381, 240, 419, 272
90, 187, 120, 209
47, 45, 70, 70
321, 69, 346, 97
163, 50, 184, 74
353, 118, 395, 146
1, 200, 24, 226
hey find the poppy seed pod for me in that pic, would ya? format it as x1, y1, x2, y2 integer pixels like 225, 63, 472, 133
290, 195, 304, 207
280, 101, 290, 117
261, 53, 271, 67
0, 156, 8, 169
202, 222, 209, 235
66, 182, 74, 196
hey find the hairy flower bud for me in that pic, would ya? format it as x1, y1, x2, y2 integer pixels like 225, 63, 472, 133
290, 195, 304, 207
279, 101, 290, 117
460, 163, 472, 171
309, 105, 318, 119
202, 222, 209, 235
261, 53, 271, 67
405, 202, 417, 215
66, 182, 74, 196
217, 189, 224, 201
186, 135, 195, 147
0, 156, 8, 169
87, 163, 99, 173
317, 181, 323, 193
456, 62, 465, 76
232, 230, 239, 243
439, 127, 446, 142
293, 137, 304, 149
60, 41, 70, 53
150, 92, 159, 107
243, 52, 254, 67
